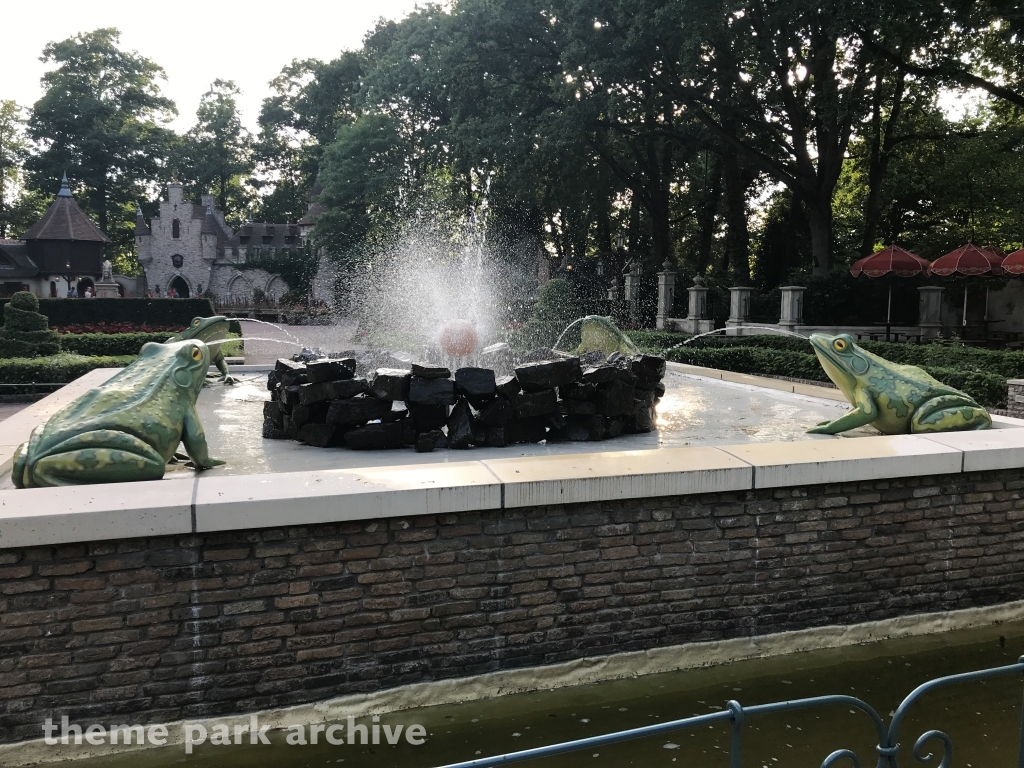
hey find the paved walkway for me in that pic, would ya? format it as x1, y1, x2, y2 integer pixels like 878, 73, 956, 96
236, 318, 362, 365
0, 402, 28, 423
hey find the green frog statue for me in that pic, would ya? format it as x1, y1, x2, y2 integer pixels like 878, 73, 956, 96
808, 332, 991, 435
167, 316, 237, 384
573, 315, 640, 356
11, 339, 224, 488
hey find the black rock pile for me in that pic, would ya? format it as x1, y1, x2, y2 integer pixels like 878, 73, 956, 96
263, 352, 667, 452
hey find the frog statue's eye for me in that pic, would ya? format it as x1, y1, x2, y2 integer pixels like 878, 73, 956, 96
193, 319, 201, 326
833, 338, 848, 352
191, 346, 202, 361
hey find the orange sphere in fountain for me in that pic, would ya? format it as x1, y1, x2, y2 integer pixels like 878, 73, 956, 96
439, 320, 478, 358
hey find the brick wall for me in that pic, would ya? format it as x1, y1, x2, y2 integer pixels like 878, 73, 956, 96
2, 469, 1024, 743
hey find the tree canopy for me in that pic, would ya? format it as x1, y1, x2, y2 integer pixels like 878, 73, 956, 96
6, 6, 1024, 289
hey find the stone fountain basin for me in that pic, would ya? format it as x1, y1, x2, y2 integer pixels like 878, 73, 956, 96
2, 362, 1024, 549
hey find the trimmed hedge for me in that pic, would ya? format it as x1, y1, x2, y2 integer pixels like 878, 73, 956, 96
58, 331, 243, 358
59, 332, 173, 357
0, 298, 216, 328
0, 292, 61, 358
0, 353, 134, 393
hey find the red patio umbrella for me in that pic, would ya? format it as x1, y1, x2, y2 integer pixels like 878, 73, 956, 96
849, 245, 931, 337
1001, 248, 1024, 275
929, 243, 1005, 327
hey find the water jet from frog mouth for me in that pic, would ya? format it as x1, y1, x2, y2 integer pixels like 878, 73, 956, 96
238, 318, 302, 344
204, 337, 304, 348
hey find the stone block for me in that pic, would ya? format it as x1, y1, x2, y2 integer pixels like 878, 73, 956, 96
410, 403, 449, 432
455, 368, 496, 406
412, 363, 451, 379
582, 365, 637, 386
478, 397, 513, 427
506, 417, 548, 444
551, 414, 604, 442
279, 384, 303, 407
368, 369, 411, 401
632, 354, 667, 383
496, 375, 521, 399
515, 358, 583, 391
633, 402, 656, 433
409, 377, 456, 406
635, 389, 657, 407
447, 400, 474, 449
415, 429, 448, 453
562, 399, 597, 416
513, 389, 558, 419
604, 417, 627, 438
326, 396, 388, 426
344, 421, 404, 450
484, 426, 508, 447
298, 423, 342, 448
276, 360, 308, 387
306, 359, 356, 383
561, 382, 597, 401
299, 378, 368, 406
595, 380, 635, 418
261, 417, 286, 440
383, 402, 409, 423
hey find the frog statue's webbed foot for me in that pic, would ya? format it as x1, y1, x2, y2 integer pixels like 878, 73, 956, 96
807, 402, 877, 435
203, 372, 237, 386
911, 395, 992, 433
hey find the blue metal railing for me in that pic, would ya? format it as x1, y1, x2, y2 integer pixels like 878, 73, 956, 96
435, 657, 1024, 768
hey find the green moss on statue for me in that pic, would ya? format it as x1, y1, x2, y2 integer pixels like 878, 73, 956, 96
0, 292, 61, 358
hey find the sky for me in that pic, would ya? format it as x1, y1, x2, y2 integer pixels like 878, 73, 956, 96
0, 0, 424, 131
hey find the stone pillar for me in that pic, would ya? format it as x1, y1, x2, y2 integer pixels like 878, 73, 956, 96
918, 286, 944, 339
1008, 380, 1024, 419
779, 285, 806, 329
656, 260, 677, 331
681, 276, 714, 335
726, 286, 752, 335
623, 260, 642, 325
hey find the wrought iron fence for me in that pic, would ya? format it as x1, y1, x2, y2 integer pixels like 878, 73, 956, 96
435, 657, 1024, 768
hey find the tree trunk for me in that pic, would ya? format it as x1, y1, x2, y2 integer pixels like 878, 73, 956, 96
860, 70, 906, 256
805, 199, 833, 276
97, 180, 108, 235
722, 153, 751, 284
694, 155, 723, 273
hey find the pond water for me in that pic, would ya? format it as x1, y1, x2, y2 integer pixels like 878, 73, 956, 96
60, 619, 1024, 768
180, 370, 864, 477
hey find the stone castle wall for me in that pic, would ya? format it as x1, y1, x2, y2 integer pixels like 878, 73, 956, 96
1, 469, 1023, 743
137, 185, 281, 299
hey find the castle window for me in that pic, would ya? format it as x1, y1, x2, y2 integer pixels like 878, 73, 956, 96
172, 219, 180, 239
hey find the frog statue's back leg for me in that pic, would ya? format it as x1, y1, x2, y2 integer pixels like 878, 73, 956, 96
911, 394, 992, 433
19, 430, 167, 487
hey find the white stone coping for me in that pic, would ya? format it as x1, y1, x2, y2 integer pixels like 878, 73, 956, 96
1, 365, 1023, 548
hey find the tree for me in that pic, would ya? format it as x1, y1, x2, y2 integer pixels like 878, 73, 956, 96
0, 101, 31, 239
174, 80, 253, 224
252, 54, 365, 223
26, 28, 175, 254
